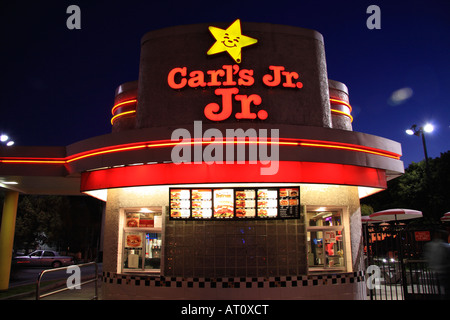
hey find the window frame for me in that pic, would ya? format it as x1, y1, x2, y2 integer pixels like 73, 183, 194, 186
119, 206, 164, 274
307, 225, 346, 271
306, 207, 349, 273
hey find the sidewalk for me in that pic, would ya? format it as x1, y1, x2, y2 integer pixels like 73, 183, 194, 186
2, 264, 103, 300
3, 277, 102, 300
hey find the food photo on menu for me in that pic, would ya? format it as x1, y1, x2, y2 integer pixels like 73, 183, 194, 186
170, 189, 191, 218
191, 189, 213, 218
235, 189, 256, 218
257, 189, 278, 218
213, 189, 234, 218
126, 213, 140, 227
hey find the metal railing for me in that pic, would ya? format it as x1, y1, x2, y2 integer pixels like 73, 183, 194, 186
364, 224, 443, 300
36, 262, 99, 300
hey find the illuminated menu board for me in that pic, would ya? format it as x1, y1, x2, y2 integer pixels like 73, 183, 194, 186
192, 189, 212, 219
169, 187, 300, 220
235, 189, 256, 218
170, 189, 191, 218
213, 189, 234, 219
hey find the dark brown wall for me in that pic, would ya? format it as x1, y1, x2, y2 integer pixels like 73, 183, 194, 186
136, 22, 331, 130
164, 214, 307, 278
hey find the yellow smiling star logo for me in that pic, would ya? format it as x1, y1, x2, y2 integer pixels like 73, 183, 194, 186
207, 19, 258, 63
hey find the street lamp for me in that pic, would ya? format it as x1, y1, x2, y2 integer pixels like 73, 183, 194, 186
406, 123, 435, 221
0, 134, 14, 146
405, 124, 433, 168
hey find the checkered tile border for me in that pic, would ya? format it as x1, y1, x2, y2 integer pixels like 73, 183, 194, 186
102, 271, 365, 288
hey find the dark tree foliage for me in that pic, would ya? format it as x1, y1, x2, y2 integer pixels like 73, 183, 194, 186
361, 151, 450, 223
10, 195, 103, 259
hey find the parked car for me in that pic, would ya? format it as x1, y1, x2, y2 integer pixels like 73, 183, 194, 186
12, 250, 74, 268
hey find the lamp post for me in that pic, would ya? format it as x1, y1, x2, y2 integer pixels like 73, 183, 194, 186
406, 123, 435, 221
0, 134, 14, 147
405, 124, 433, 173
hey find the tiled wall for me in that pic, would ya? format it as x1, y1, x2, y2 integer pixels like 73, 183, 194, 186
102, 271, 367, 300
164, 217, 307, 278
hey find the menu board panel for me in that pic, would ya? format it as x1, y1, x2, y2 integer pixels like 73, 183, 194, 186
257, 189, 278, 218
279, 188, 300, 218
170, 189, 191, 219
169, 186, 300, 220
213, 189, 234, 219
235, 189, 256, 218
192, 189, 212, 219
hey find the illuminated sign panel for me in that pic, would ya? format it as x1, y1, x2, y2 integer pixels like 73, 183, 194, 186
133, 20, 342, 129
164, 20, 307, 123
167, 64, 303, 122
169, 187, 300, 220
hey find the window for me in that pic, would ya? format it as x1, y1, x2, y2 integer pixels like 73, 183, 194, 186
43, 251, 55, 257
122, 207, 162, 273
306, 210, 345, 271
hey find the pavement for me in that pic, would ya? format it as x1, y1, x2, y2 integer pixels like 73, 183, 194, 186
2, 264, 103, 300
16, 276, 102, 300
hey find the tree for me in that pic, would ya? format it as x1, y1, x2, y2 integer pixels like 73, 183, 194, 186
361, 151, 450, 223
14, 195, 68, 252
13, 195, 103, 259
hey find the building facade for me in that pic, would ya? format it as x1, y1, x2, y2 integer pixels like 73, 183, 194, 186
0, 21, 403, 299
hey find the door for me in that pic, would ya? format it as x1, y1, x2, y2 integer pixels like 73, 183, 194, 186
28, 250, 43, 266
307, 227, 345, 270
41, 251, 56, 266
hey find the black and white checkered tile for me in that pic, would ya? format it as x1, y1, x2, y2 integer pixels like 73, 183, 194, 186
103, 271, 365, 288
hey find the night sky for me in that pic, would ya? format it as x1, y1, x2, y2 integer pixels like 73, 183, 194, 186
0, 0, 449, 167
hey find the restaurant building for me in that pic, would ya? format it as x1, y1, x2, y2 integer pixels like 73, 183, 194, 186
0, 20, 404, 299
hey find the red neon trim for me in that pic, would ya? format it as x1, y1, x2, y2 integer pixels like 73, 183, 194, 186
67, 144, 147, 163
331, 109, 353, 122
330, 98, 352, 112
111, 99, 137, 115
0, 159, 66, 164
0, 137, 401, 165
111, 110, 136, 125
80, 161, 387, 191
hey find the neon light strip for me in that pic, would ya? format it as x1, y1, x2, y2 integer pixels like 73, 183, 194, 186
111, 110, 136, 125
330, 98, 353, 122
146, 140, 300, 148
66, 145, 147, 163
111, 99, 137, 115
298, 142, 398, 159
331, 109, 353, 122
109, 99, 352, 125
0, 159, 66, 164
0, 137, 401, 165
330, 98, 352, 111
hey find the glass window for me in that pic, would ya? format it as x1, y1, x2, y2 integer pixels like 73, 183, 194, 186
306, 210, 345, 271
307, 211, 341, 227
307, 229, 345, 269
30, 251, 42, 257
43, 251, 55, 256
122, 208, 162, 273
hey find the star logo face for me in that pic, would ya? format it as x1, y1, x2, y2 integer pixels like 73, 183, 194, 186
207, 19, 258, 63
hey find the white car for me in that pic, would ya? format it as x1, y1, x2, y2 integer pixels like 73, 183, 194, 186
13, 250, 74, 268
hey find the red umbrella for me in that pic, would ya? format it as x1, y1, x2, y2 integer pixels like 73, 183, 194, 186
361, 215, 379, 223
369, 208, 422, 222
441, 212, 450, 222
